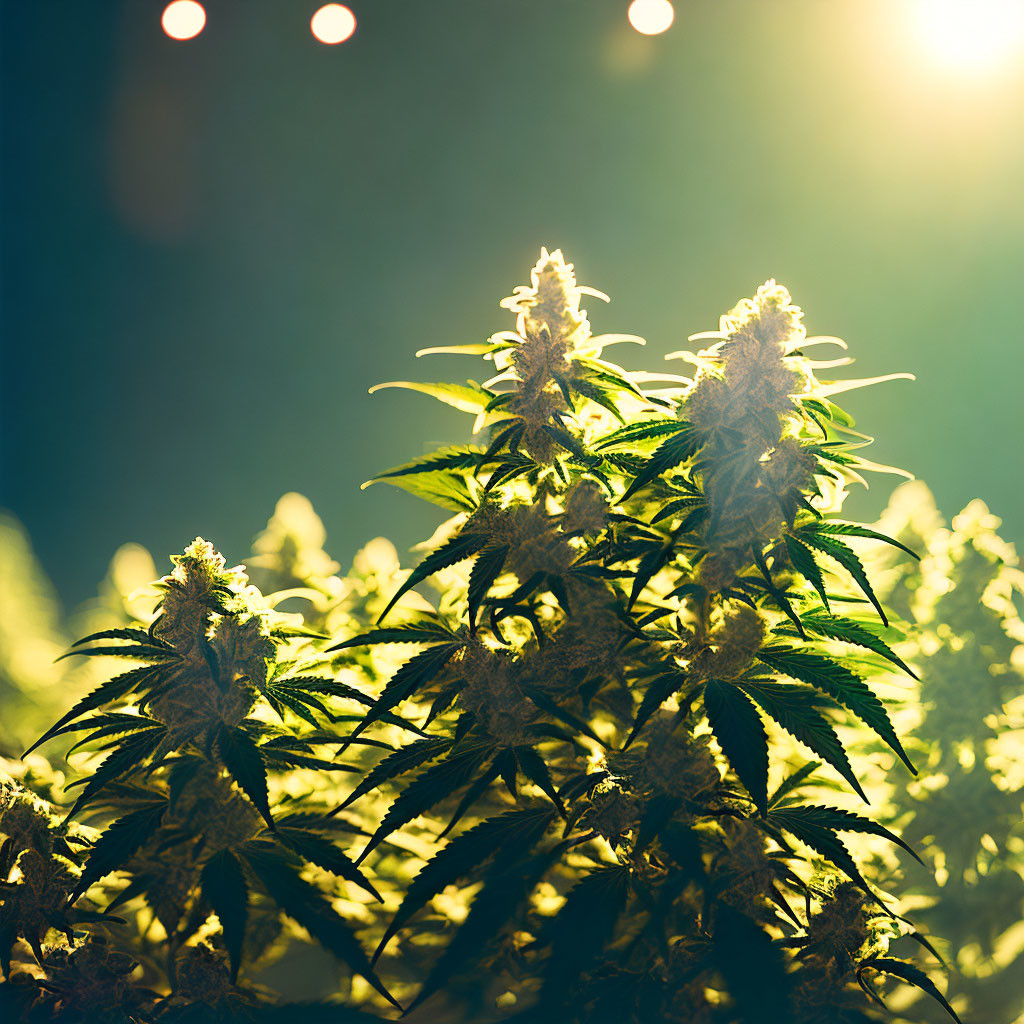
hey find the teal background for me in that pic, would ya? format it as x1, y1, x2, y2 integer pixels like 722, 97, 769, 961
2, 0, 1022, 603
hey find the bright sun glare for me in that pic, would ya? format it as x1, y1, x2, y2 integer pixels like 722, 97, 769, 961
915, 0, 1024, 72
161, 1, 206, 41
628, 0, 675, 37
311, 4, 357, 45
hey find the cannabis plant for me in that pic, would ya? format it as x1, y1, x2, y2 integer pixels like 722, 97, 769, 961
863, 484, 1024, 1024
334, 249, 959, 1022
2, 538, 399, 1021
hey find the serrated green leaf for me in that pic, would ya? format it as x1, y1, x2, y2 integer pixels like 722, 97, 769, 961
737, 681, 867, 802
373, 468, 477, 513
755, 645, 913, 773
378, 530, 488, 623
618, 424, 702, 502
798, 531, 890, 626
784, 534, 831, 612
796, 610, 917, 678
810, 521, 920, 560
368, 445, 485, 483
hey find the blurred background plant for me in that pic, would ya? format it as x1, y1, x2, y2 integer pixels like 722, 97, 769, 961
850, 484, 1024, 1024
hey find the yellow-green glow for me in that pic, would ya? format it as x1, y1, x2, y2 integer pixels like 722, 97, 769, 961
161, 1, 206, 41
628, 0, 675, 36
914, 0, 1024, 72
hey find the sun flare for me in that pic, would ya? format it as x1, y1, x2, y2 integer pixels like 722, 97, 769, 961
914, 0, 1024, 72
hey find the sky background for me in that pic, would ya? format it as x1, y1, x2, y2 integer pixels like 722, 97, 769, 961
2, 0, 1023, 606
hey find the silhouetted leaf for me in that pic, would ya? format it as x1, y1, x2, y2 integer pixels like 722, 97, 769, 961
357, 741, 496, 863
57, 643, 179, 663
331, 738, 452, 813
712, 904, 791, 1024
468, 545, 509, 628
857, 959, 961, 1023
22, 666, 157, 757
768, 806, 883, 907
328, 620, 458, 651
216, 723, 273, 828
539, 865, 631, 1002
347, 642, 463, 743
65, 727, 167, 819
276, 827, 381, 901
704, 680, 768, 814
623, 671, 686, 749
768, 761, 821, 809
770, 804, 921, 864
70, 628, 158, 648
374, 807, 555, 961
242, 843, 399, 1010
514, 746, 563, 812
200, 848, 248, 982
405, 849, 558, 1014
71, 801, 167, 901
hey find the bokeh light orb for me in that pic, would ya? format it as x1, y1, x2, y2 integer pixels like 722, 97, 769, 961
914, 0, 1024, 72
628, 0, 675, 36
161, 1, 206, 41
311, 4, 357, 45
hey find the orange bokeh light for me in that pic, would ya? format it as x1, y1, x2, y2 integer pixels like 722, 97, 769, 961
161, 1, 206, 41
311, 4, 357, 45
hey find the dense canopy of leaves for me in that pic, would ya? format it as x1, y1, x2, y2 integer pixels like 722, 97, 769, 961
0, 250, 967, 1024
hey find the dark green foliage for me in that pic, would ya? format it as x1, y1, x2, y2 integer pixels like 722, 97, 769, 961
2, 538, 393, 1020
1, 250, 974, 1024
333, 252, 953, 1022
